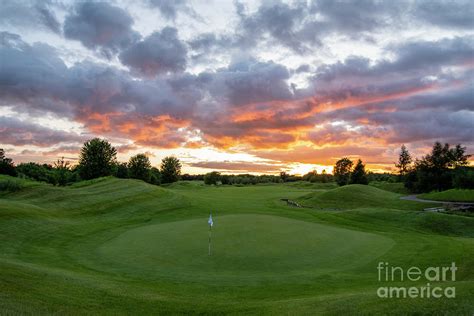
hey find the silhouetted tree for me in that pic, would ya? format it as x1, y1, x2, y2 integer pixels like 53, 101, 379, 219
128, 154, 152, 182
150, 167, 161, 185
204, 171, 221, 185
453, 167, 474, 189
54, 157, 71, 186
404, 142, 471, 192
303, 170, 318, 182
321, 170, 329, 183
334, 158, 353, 186
0, 149, 17, 176
16, 162, 57, 184
349, 159, 368, 185
160, 156, 181, 183
279, 171, 289, 182
78, 138, 117, 180
450, 144, 470, 168
395, 145, 412, 178
115, 162, 129, 178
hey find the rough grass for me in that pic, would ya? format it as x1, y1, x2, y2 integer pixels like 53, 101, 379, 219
419, 189, 474, 202
0, 178, 473, 314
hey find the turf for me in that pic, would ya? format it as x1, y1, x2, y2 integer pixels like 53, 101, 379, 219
369, 181, 409, 194
1, 178, 474, 314
419, 189, 474, 202
297, 184, 426, 210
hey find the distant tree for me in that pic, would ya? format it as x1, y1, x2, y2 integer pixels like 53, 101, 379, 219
128, 154, 152, 182
320, 170, 329, 183
220, 174, 230, 185
78, 138, 117, 180
115, 162, 129, 178
449, 144, 470, 168
150, 167, 161, 185
453, 167, 474, 189
54, 157, 71, 186
16, 162, 57, 184
404, 142, 471, 192
0, 148, 17, 176
160, 156, 181, 183
303, 170, 318, 182
334, 158, 353, 186
349, 159, 368, 185
279, 171, 289, 182
395, 145, 412, 178
204, 171, 221, 185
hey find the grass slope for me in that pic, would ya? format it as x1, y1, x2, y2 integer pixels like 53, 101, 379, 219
297, 184, 425, 211
419, 189, 474, 202
1, 178, 473, 314
369, 181, 409, 194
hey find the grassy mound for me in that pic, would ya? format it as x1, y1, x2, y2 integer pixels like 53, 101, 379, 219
419, 189, 474, 202
298, 184, 424, 210
369, 181, 408, 194
284, 181, 337, 190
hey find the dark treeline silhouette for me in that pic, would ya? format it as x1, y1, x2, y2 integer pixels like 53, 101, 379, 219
1, 139, 471, 191
397, 142, 473, 193
0, 138, 181, 186
333, 158, 369, 186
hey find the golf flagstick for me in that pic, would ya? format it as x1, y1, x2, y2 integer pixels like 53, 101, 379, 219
208, 212, 213, 255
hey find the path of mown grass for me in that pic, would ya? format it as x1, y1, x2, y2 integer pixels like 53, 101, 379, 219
0, 176, 473, 314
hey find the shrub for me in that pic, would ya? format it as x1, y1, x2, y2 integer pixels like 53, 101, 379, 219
204, 172, 221, 185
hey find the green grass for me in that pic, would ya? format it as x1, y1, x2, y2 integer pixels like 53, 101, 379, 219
419, 189, 474, 202
0, 178, 473, 314
297, 184, 427, 211
369, 181, 409, 194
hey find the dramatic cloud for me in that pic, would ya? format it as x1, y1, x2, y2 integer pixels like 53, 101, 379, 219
414, 0, 474, 29
120, 27, 187, 77
0, 117, 86, 147
64, 2, 140, 58
0, 1, 60, 34
0, 32, 71, 115
233, 0, 402, 53
1, 0, 473, 172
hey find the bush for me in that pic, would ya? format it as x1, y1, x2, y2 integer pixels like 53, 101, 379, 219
115, 163, 129, 178
0, 179, 22, 192
17, 163, 56, 184
453, 167, 474, 189
204, 172, 221, 185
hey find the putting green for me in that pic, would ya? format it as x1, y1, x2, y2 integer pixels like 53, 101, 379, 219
85, 214, 394, 283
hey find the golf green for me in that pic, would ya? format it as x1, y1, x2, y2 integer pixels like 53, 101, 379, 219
85, 214, 394, 283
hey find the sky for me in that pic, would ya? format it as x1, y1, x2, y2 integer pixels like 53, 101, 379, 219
0, 0, 473, 175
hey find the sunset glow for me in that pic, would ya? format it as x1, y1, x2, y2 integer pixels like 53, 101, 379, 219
1, 0, 473, 174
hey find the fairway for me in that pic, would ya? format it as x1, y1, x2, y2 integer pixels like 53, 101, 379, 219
1, 177, 474, 314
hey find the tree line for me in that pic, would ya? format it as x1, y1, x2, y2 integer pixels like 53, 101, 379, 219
1, 139, 471, 192
395, 142, 473, 192
0, 138, 182, 186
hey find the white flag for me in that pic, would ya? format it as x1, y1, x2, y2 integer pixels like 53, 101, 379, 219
208, 213, 213, 227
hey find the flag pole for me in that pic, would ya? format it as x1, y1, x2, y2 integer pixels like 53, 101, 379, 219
208, 222, 212, 256
208, 211, 213, 256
